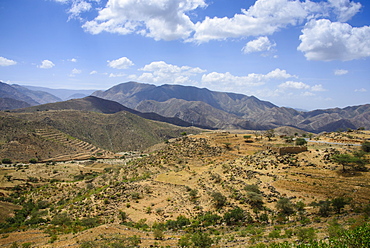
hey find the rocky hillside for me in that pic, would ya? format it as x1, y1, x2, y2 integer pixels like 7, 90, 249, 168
13, 96, 204, 128
0, 82, 61, 110
0, 110, 202, 162
92, 82, 370, 132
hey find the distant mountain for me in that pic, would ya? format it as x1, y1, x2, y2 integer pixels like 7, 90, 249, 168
0, 98, 31, 110
92, 81, 370, 132
23, 85, 96, 100
14, 96, 205, 128
0, 82, 39, 106
11, 84, 61, 104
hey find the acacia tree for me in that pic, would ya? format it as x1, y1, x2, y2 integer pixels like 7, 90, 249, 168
265, 129, 275, 141
332, 153, 364, 172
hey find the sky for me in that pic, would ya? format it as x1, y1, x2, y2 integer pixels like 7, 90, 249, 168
0, 0, 369, 110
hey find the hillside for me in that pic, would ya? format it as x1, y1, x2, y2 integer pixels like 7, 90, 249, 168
0, 130, 369, 247
13, 96, 204, 128
92, 82, 370, 132
0, 110, 202, 162
0, 98, 31, 110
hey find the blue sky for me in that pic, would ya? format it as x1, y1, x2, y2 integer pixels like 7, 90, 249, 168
0, 0, 369, 110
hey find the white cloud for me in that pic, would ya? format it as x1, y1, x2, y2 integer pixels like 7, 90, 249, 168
355, 88, 367, 92
90, 70, 98, 74
107, 57, 134, 69
278, 81, 310, 90
69, 58, 78, 62
334, 69, 348, 75
278, 82, 327, 93
328, 0, 362, 22
83, 0, 207, 41
109, 73, 126, 77
0, 56, 17, 66
69, 68, 82, 77
68, 1, 92, 20
71, 68, 82, 74
242, 36, 276, 54
311, 84, 327, 92
130, 61, 206, 84
298, 19, 370, 61
38, 60, 55, 69
191, 0, 322, 43
202, 68, 295, 87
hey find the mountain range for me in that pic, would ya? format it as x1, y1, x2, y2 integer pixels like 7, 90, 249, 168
1, 81, 369, 133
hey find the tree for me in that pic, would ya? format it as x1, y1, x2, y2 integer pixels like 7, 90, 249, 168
332, 153, 364, 172
331, 197, 350, 214
265, 129, 275, 141
223, 207, 251, 226
362, 142, 370, 153
191, 232, 213, 248
211, 191, 227, 209
295, 138, 307, 146
276, 198, 295, 216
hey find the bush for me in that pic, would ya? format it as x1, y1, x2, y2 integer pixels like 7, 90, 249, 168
191, 232, 213, 248
223, 207, 251, 226
1, 158, 12, 164
29, 158, 37, 164
361, 141, 370, 153
296, 227, 316, 242
295, 138, 307, 146
51, 212, 72, 226
211, 191, 227, 209
276, 198, 295, 216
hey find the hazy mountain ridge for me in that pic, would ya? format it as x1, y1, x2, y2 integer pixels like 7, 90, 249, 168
0, 82, 39, 107
2, 81, 370, 132
92, 82, 370, 132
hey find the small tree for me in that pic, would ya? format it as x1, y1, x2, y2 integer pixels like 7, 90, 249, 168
211, 191, 227, 209
331, 197, 350, 214
276, 197, 295, 216
265, 129, 275, 141
295, 138, 307, 146
362, 142, 370, 153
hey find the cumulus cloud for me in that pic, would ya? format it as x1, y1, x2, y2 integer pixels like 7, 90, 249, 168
192, 0, 314, 43
311, 84, 327, 92
90, 70, 98, 74
69, 58, 78, 62
202, 68, 295, 87
334, 69, 349, 75
38, 60, 55, 69
328, 0, 362, 22
278, 81, 326, 93
242, 36, 276, 54
278, 81, 310, 90
0, 56, 17, 66
298, 19, 370, 61
129, 61, 206, 85
107, 57, 134, 69
68, 0, 92, 20
69, 68, 82, 77
83, 0, 207, 41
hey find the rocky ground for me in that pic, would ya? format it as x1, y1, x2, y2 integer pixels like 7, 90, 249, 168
0, 129, 369, 247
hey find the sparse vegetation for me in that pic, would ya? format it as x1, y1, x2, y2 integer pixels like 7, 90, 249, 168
0, 129, 369, 247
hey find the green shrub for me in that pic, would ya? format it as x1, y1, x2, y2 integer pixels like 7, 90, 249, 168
1, 158, 12, 164
29, 158, 37, 164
